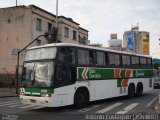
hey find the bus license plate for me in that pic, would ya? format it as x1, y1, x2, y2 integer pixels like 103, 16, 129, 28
30, 99, 36, 103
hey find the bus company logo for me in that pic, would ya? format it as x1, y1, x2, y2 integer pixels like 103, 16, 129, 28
81, 68, 101, 79
115, 68, 132, 87
136, 71, 144, 77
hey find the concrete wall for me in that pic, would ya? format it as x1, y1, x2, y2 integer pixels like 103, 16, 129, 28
0, 6, 32, 74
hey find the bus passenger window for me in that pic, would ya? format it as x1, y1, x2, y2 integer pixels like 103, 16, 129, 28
97, 52, 105, 66
140, 57, 147, 68
122, 55, 130, 67
77, 49, 89, 66
89, 57, 93, 66
89, 51, 93, 66
131, 56, 139, 68
105, 53, 108, 66
93, 51, 97, 65
109, 53, 115, 66
147, 58, 152, 68
108, 53, 120, 67
115, 54, 120, 66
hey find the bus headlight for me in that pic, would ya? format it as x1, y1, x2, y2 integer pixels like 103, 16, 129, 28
41, 93, 52, 98
20, 92, 24, 95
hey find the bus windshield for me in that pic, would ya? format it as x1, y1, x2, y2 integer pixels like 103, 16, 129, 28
21, 61, 54, 87
25, 47, 57, 61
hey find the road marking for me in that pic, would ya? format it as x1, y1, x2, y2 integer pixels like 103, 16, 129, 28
8, 103, 44, 109
0, 100, 19, 104
19, 104, 38, 108
96, 103, 123, 113
116, 103, 139, 114
0, 102, 21, 106
8, 104, 24, 107
79, 104, 101, 112
32, 106, 45, 109
146, 96, 158, 108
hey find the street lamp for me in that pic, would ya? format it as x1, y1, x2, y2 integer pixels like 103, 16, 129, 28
16, 33, 55, 95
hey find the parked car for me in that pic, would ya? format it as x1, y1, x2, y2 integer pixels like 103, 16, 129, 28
154, 76, 160, 88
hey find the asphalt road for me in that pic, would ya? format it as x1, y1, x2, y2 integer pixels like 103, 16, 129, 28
0, 89, 160, 120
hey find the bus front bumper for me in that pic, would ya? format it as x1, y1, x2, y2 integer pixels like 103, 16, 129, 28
20, 95, 54, 107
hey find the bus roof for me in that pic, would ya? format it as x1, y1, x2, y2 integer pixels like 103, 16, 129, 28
28, 43, 152, 58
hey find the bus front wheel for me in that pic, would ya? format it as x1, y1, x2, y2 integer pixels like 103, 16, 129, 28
128, 84, 135, 99
74, 89, 89, 108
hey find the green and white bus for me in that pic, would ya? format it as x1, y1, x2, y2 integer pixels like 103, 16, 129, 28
20, 43, 153, 108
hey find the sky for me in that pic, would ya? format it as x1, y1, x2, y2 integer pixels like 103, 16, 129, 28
0, 0, 160, 58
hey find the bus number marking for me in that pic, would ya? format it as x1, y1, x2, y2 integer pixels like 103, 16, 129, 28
41, 89, 47, 93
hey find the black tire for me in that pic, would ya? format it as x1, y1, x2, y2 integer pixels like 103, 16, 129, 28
136, 83, 143, 97
128, 84, 135, 99
74, 89, 89, 108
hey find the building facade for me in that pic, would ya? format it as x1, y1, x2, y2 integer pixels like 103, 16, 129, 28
136, 31, 149, 55
0, 5, 89, 86
123, 26, 150, 55
108, 33, 123, 51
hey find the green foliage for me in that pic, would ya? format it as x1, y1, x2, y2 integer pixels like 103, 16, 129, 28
153, 58, 160, 69
153, 63, 160, 69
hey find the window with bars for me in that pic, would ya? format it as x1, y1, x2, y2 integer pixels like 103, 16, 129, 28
73, 30, 77, 40
36, 18, 42, 31
64, 27, 69, 37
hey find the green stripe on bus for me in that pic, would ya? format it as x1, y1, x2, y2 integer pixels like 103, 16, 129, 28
77, 67, 153, 80
77, 67, 153, 88
21, 88, 54, 94
117, 79, 123, 87
78, 67, 114, 80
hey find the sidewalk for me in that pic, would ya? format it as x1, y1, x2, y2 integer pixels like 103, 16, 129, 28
0, 88, 18, 98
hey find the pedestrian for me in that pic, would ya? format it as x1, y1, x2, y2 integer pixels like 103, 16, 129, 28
11, 78, 15, 88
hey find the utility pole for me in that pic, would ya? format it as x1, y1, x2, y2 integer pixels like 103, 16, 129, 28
55, 0, 58, 43
56, 0, 58, 28
16, 0, 17, 6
